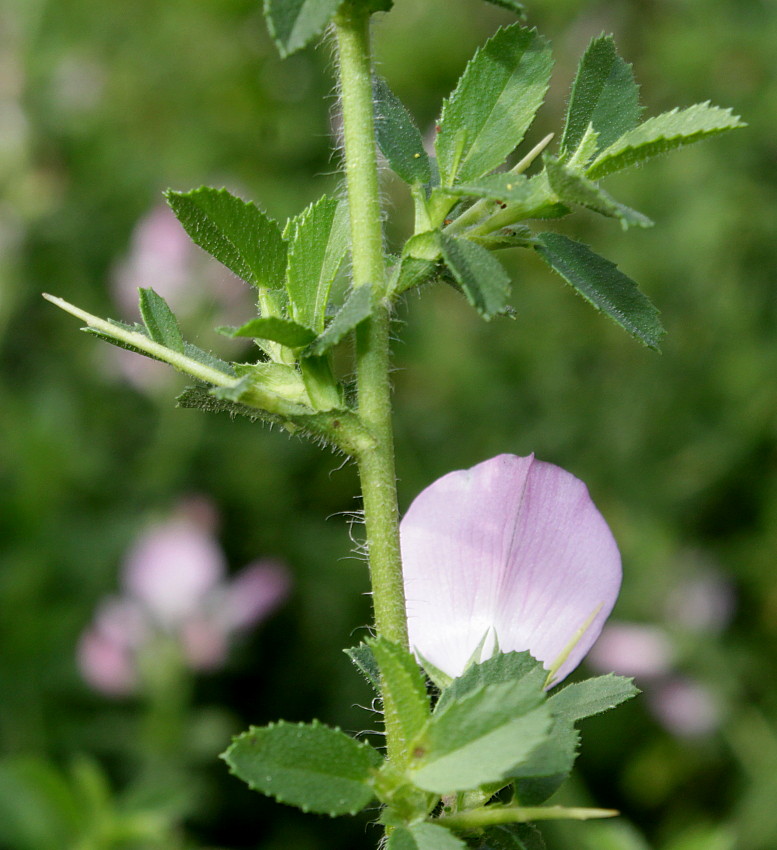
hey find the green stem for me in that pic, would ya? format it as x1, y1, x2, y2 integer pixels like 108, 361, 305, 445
333, 5, 409, 764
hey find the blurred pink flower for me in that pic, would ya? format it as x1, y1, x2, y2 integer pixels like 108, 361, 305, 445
647, 677, 720, 738
587, 623, 675, 680
78, 498, 290, 696
400, 454, 621, 683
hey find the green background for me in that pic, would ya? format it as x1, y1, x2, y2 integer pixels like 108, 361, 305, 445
1, 0, 775, 847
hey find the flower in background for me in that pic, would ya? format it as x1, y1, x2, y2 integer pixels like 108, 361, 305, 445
78, 496, 290, 696
400, 454, 622, 684
587, 564, 734, 738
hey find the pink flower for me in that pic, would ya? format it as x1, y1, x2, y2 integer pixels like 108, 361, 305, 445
400, 454, 621, 684
77, 498, 290, 696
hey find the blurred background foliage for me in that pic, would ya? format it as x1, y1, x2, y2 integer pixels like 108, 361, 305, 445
1, 0, 775, 847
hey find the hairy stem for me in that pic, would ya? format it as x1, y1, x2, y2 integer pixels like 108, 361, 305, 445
333, 5, 409, 764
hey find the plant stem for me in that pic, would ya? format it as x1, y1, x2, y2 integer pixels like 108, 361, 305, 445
333, 5, 409, 764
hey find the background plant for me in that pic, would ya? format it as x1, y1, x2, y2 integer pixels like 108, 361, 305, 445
1, 0, 775, 849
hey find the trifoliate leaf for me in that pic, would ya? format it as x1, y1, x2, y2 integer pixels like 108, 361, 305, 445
534, 232, 664, 350
409, 680, 550, 793
286, 196, 349, 333
222, 720, 383, 816
374, 76, 430, 185
263, 0, 343, 57
305, 284, 373, 356
511, 719, 579, 804
547, 674, 639, 723
221, 317, 317, 348
439, 233, 511, 320
436, 24, 552, 186
587, 103, 745, 179
368, 637, 431, 759
561, 35, 641, 159
390, 255, 440, 296
544, 156, 653, 229
387, 823, 468, 850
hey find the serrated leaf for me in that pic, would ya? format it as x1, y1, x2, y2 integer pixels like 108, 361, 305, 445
345, 643, 381, 690
390, 255, 439, 296
511, 719, 579, 804
368, 637, 431, 756
388, 823, 467, 850
534, 233, 664, 350
286, 196, 349, 333
166, 187, 286, 289
374, 76, 430, 185
586, 102, 745, 179
439, 233, 511, 319
479, 824, 546, 850
544, 156, 652, 229
561, 35, 641, 158
263, 0, 342, 57
436, 652, 546, 715
223, 720, 382, 816
409, 680, 550, 794
436, 24, 552, 186
223, 317, 317, 348
482, 0, 526, 17
138, 288, 184, 353
305, 284, 373, 356
548, 674, 639, 723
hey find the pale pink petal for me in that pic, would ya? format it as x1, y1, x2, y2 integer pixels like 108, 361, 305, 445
93, 596, 150, 650
77, 628, 138, 697
587, 623, 674, 680
218, 559, 291, 632
123, 516, 226, 626
400, 454, 621, 682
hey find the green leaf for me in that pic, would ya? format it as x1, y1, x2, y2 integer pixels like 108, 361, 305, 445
439, 233, 511, 319
511, 717, 579, 804
305, 285, 373, 356
387, 823, 467, 850
543, 156, 653, 230
482, 0, 526, 18
561, 35, 641, 158
368, 637, 431, 756
479, 824, 546, 850
222, 317, 317, 348
300, 355, 342, 411
345, 643, 380, 691
286, 196, 349, 333
534, 233, 664, 350
445, 172, 568, 221
436, 652, 546, 715
166, 187, 287, 289
586, 102, 745, 179
263, 0, 342, 57
436, 24, 552, 186
390, 255, 439, 296
138, 288, 184, 353
409, 680, 550, 794
222, 720, 382, 816
548, 674, 639, 723
374, 76, 430, 185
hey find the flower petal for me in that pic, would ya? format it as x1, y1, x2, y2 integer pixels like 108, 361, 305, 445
400, 454, 621, 682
